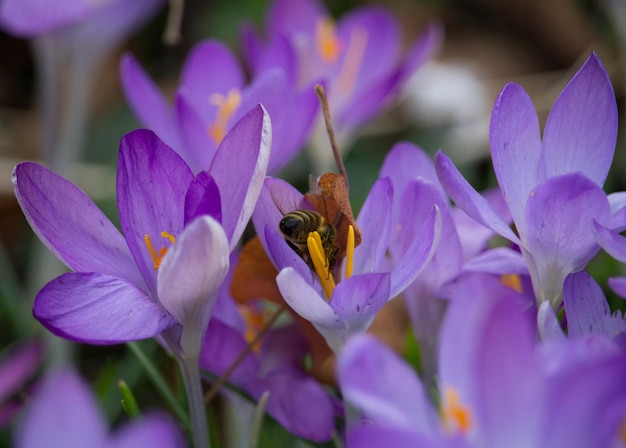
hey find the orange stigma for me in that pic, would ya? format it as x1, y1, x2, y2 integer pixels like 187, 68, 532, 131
144, 231, 176, 269
440, 387, 472, 434
208, 88, 241, 145
501, 274, 522, 293
315, 17, 342, 64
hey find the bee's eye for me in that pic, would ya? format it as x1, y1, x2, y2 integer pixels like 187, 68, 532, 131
280, 216, 301, 236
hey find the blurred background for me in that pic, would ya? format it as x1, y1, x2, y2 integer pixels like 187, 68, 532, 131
0, 0, 624, 444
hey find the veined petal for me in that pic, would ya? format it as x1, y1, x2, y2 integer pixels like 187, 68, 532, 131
389, 205, 441, 298
265, 226, 312, 281
157, 216, 229, 353
435, 150, 521, 245
15, 368, 107, 448
13, 162, 144, 288
276, 267, 343, 352
209, 105, 271, 249
563, 271, 626, 339
117, 130, 194, 295
331, 273, 390, 337
119, 54, 181, 153
525, 173, 610, 305
184, 171, 221, 225
489, 83, 542, 236
348, 426, 464, 448
540, 53, 617, 187
34, 272, 174, 344
102, 413, 182, 448
354, 177, 392, 274
339, 334, 439, 431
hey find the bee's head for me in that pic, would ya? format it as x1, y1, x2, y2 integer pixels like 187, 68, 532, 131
279, 215, 301, 238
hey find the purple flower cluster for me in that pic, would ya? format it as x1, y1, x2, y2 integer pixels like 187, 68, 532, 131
6, 0, 626, 446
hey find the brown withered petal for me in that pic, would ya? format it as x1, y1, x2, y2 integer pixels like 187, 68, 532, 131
231, 236, 282, 305
305, 172, 362, 263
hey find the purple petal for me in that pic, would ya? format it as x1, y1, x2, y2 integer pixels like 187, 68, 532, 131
396, 22, 444, 81
184, 171, 221, 225
209, 105, 271, 249
117, 129, 194, 295
179, 40, 244, 123
252, 371, 336, 442
13, 162, 144, 288
379, 142, 445, 206
34, 272, 174, 344
265, 225, 312, 282
266, 0, 325, 37
540, 53, 617, 187
609, 277, 626, 299
537, 301, 566, 341
525, 173, 610, 304
0, 341, 42, 404
120, 54, 181, 153
608, 191, 626, 214
338, 334, 438, 431
336, 7, 400, 92
276, 267, 343, 351
157, 217, 229, 341
489, 83, 542, 234
331, 273, 391, 336
593, 219, 626, 263
435, 151, 521, 245
0, 0, 94, 35
354, 178, 392, 274
462, 247, 528, 275
15, 368, 107, 448
348, 427, 463, 448
563, 271, 626, 338
174, 90, 217, 173
474, 296, 541, 447
389, 205, 441, 298
102, 413, 182, 448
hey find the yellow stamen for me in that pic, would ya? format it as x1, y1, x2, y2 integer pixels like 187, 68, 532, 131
315, 17, 342, 64
440, 387, 472, 434
208, 88, 241, 145
143, 231, 176, 269
307, 231, 336, 300
345, 224, 354, 279
239, 304, 265, 353
501, 273, 522, 293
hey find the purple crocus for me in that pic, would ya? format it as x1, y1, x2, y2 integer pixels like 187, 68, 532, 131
435, 53, 616, 308
338, 284, 626, 448
121, 39, 317, 175
12, 106, 270, 353
241, 0, 442, 171
252, 175, 441, 353
14, 368, 182, 448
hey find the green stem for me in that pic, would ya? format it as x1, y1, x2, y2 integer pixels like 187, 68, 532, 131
126, 341, 190, 431
180, 355, 211, 448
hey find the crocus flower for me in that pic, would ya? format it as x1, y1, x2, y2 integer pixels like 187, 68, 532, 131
121, 39, 317, 175
241, 0, 442, 172
252, 175, 441, 353
14, 367, 182, 448
435, 53, 616, 308
12, 106, 270, 354
338, 283, 626, 448
0, 341, 42, 428
377, 141, 529, 384
0, 0, 165, 168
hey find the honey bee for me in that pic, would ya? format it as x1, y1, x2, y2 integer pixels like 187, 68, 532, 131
279, 210, 340, 274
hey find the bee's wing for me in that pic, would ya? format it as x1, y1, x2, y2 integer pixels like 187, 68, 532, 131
269, 179, 303, 217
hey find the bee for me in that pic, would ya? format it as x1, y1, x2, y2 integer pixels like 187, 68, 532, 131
279, 210, 340, 274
